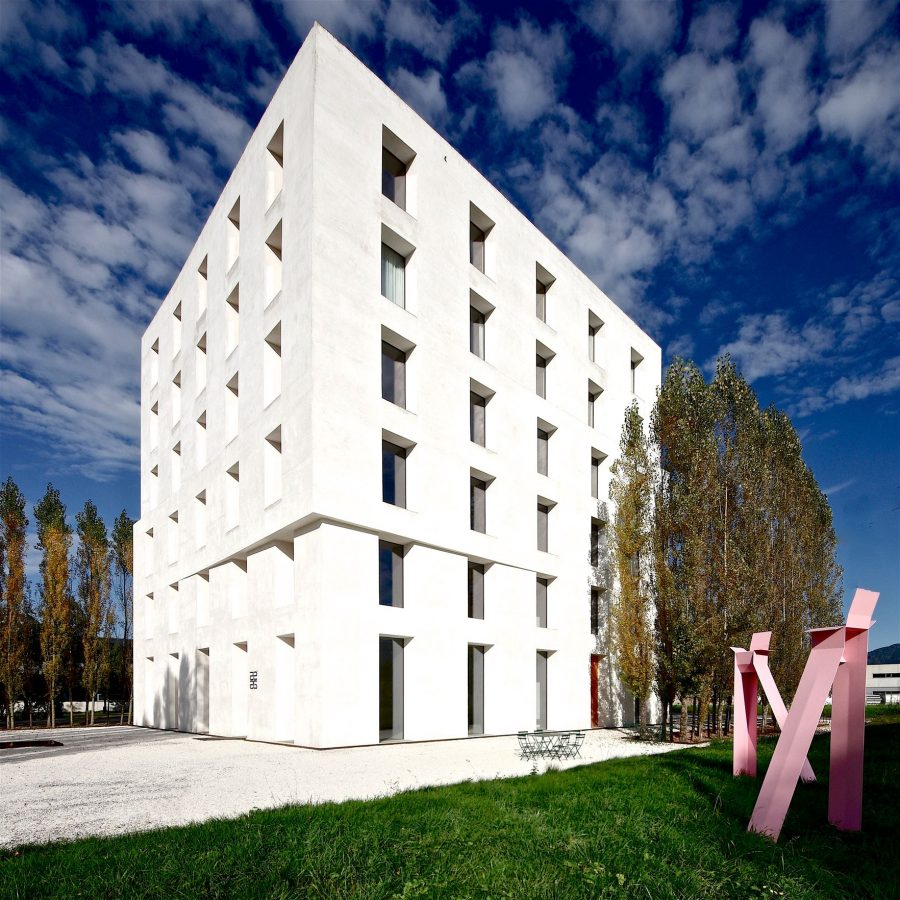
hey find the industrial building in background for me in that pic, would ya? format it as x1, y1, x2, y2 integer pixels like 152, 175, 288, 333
134, 24, 661, 747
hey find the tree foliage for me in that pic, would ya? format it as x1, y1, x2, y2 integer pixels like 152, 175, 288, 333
34, 483, 73, 729
0, 476, 29, 729
611, 356, 843, 736
111, 509, 135, 724
609, 402, 655, 728
76, 500, 112, 726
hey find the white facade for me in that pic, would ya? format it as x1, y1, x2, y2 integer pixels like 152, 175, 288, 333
134, 25, 661, 747
866, 663, 900, 705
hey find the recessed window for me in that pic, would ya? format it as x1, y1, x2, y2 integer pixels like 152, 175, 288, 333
381, 244, 406, 307
379, 636, 404, 742
537, 502, 551, 552
470, 475, 487, 533
537, 428, 549, 476
172, 371, 182, 423
591, 451, 607, 499
591, 586, 602, 636
198, 256, 208, 316
381, 340, 407, 408
225, 373, 239, 443
591, 518, 605, 567
468, 645, 485, 736
470, 306, 485, 359
150, 400, 159, 449
171, 442, 181, 491
382, 127, 415, 213
226, 197, 240, 270
167, 510, 179, 564
265, 221, 283, 306
149, 338, 159, 387
264, 427, 282, 507
195, 411, 207, 468
196, 333, 207, 394
225, 284, 240, 356
536, 651, 548, 730
469, 203, 494, 275
536, 343, 554, 399
194, 490, 207, 549
382, 148, 407, 209
470, 392, 486, 447
631, 348, 644, 395
470, 222, 486, 272
266, 121, 284, 208
536, 577, 549, 628
468, 561, 484, 619
172, 303, 182, 358
588, 382, 602, 427
378, 540, 404, 608
382, 440, 407, 508
588, 311, 603, 363
225, 461, 239, 530
264, 323, 282, 406
535, 263, 555, 323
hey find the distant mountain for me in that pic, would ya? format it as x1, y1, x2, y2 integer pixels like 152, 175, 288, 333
868, 643, 900, 665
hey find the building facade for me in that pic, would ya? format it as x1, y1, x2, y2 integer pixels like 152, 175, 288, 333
134, 25, 661, 747
866, 664, 900, 705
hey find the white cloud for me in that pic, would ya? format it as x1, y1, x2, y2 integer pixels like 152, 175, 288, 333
688, 4, 738, 56
385, 0, 474, 64
713, 313, 834, 381
660, 53, 741, 142
748, 18, 815, 153
817, 50, 900, 176
113, 129, 175, 176
581, 0, 679, 60
278, 0, 385, 42
824, 0, 895, 61
470, 20, 571, 130
828, 356, 900, 405
110, 0, 263, 43
389, 67, 448, 126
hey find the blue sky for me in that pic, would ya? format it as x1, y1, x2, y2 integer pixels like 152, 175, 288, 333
0, 0, 897, 650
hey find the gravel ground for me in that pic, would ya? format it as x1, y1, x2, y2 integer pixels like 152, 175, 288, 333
0, 725, 698, 848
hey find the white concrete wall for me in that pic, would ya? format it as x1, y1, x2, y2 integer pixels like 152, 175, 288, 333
134, 25, 662, 745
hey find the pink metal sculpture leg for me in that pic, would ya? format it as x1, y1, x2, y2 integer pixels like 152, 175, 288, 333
828, 589, 879, 831
747, 627, 845, 840
732, 648, 758, 776
753, 651, 816, 783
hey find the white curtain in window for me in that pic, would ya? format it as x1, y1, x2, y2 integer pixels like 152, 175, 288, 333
381, 243, 406, 307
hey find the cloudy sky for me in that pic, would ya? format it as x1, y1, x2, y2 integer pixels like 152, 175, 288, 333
0, 0, 897, 648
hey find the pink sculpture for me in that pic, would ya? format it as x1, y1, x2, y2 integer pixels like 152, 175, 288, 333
733, 588, 879, 841
731, 632, 814, 782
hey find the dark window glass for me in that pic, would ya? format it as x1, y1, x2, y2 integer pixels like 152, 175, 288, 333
536, 279, 547, 321
382, 441, 407, 507
381, 342, 406, 408
591, 587, 601, 635
591, 521, 603, 567
382, 148, 407, 209
379, 637, 403, 741
378, 541, 404, 608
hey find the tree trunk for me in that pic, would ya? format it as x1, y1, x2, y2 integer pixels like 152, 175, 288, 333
68, 685, 73, 726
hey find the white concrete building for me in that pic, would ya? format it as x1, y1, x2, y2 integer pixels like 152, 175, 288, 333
866, 663, 900, 705
134, 24, 661, 747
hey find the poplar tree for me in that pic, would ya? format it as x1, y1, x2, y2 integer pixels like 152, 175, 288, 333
609, 402, 655, 730
111, 510, 134, 724
34, 484, 72, 729
0, 477, 29, 729
76, 501, 111, 726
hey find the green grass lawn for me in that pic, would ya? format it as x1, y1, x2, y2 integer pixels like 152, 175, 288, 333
2, 710, 898, 899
